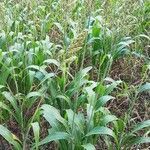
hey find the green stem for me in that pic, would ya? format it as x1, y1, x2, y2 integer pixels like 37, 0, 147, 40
23, 98, 43, 150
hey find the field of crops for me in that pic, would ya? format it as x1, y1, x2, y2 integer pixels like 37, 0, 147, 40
0, 0, 150, 149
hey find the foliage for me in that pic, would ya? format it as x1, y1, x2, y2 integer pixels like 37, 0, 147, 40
0, 0, 149, 149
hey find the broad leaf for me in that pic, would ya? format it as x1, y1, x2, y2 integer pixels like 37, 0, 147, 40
82, 143, 96, 150
0, 125, 21, 150
126, 137, 150, 147
96, 95, 115, 108
131, 120, 150, 133
32, 122, 40, 150
138, 83, 150, 93
86, 126, 116, 141
39, 132, 70, 146
100, 115, 118, 125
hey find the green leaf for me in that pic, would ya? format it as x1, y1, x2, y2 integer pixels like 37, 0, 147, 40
0, 85, 5, 89
138, 83, 150, 93
104, 78, 122, 94
0, 125, 21, 150
41, 104, 67, 127
127, 137, 150, 146
114, 119, 125, 135
100, 115, 118, 125
137, 34, 150, 41
26, 92, 42, 99
0, 102, 18, 122
131, 120, 150, 133
2, 92, 20, 115
43, 59, 60, 67
86, 126, 116, 140
37, 73, 55, 86
0, 59, 11, 85
56, 95, 71, 107
27, 65, 47, 75
54, 22, 64, 34
82, 143, 96, 150
96, 95, 115, 108
66, 109, 85, 134
81, 66, 92, 77
31, 122, 40, 150
39, 132, 70, 146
